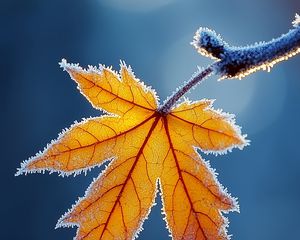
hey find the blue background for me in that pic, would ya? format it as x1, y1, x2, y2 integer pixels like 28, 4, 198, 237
2, 0, 300, 239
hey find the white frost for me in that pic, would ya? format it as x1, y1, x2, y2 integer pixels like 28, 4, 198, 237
293, 13, 300, 27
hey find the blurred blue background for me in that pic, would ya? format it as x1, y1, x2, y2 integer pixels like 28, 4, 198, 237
1, 0, 300, 239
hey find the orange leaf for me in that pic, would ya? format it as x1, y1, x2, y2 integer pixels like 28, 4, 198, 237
17, 60, 248, 239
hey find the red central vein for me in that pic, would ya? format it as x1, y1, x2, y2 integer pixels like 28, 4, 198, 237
77, 72, 155, 111
45, 113, 157, 159
163, 117, 207, 240
62, 114, 158, 228
87, 114, 161, 240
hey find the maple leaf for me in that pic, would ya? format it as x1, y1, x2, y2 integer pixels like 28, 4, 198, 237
17, 59, 248, 240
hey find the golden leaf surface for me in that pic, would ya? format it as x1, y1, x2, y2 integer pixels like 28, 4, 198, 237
17, 59, 248, 240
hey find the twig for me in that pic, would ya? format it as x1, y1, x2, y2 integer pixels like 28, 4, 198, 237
159, 14, 300, 114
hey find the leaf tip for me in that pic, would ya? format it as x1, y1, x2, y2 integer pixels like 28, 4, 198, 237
59, 58, 72, 71
15, 162, 26, 176
59, 58, 83, 73
55, 218, 77, 230
229, 196, 240, 213
239, 134, 251, 149
119, 59, 129, 70
15, 159, 34, 176
56, 207, 79, 230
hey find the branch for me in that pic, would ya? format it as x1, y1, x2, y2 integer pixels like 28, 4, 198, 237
159, 14, 300, 114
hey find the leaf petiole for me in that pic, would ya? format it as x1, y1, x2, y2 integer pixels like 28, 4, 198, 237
158, 64, 215, 115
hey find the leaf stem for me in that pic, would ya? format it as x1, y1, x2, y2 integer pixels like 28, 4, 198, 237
158, 63, 215, 115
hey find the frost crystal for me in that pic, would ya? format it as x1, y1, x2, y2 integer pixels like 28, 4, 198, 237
292, 13, 300, 27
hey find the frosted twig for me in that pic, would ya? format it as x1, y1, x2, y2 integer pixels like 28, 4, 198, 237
159, 14, 300, 114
